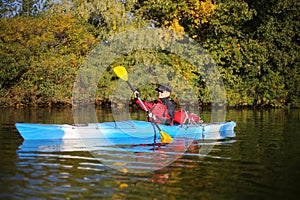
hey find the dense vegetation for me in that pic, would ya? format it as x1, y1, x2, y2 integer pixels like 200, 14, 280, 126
0, 0, 299, 108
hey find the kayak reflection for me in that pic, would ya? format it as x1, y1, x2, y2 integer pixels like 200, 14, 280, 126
17, 136, 236, 173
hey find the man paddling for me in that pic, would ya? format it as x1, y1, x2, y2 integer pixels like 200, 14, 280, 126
134, 84, 176, 125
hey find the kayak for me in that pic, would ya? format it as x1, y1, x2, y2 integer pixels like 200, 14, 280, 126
15, 120, 236, 144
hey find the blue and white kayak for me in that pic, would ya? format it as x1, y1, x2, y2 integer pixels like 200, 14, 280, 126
15, 120, 236, 143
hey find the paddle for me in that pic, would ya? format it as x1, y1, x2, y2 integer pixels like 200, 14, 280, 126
113, 66, 173, 143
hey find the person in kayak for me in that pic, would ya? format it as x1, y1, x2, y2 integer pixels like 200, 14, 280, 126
134, 84, 176, 125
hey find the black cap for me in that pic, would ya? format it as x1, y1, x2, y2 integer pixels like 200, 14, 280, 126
156, 84, 172, 92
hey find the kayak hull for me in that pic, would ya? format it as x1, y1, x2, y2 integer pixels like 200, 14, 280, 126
15, 120, 236, 143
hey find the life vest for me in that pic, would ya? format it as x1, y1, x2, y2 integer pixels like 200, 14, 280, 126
173, 110, 203, 124
148, 103, 171, 124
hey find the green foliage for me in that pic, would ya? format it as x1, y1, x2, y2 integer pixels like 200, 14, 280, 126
196, 0, 299, 107
135, 0, 216, 33
253, 0, 300, 107
132, 0, 299, 108
0, 0, 299, 108
98, 49, 200, 102
60, 0, 148, 39
0, 12, 98, 106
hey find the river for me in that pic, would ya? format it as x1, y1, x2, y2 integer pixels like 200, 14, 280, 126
0, 107, 299, 199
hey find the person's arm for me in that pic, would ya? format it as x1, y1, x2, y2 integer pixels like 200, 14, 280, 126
133, 91, 154, 111
134, 99, 153, 111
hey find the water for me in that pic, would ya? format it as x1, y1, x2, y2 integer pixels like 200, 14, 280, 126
0, 107, 299, 199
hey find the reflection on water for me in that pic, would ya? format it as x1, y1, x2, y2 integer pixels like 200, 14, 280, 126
0, 108, 299, 199
10, 136, 236, 199
17, 137, 236, 174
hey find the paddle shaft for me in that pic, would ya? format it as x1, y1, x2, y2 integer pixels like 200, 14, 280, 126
126, 81, 136, 94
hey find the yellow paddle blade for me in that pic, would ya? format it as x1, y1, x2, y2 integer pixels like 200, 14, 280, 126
160, 131, 173, 143
113, 66, 128, 81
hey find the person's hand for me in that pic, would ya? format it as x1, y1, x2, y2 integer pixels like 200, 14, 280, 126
134, 90, 139, 98
148, 112, 156, 120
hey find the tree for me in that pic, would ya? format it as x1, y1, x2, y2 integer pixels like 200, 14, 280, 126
1, 0, 299, 107
134, 0, 300, 107
0, 12, 98, 106
251, 0, 300, 107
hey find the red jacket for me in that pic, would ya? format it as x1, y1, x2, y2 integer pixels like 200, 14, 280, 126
135, 97, 176, 125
